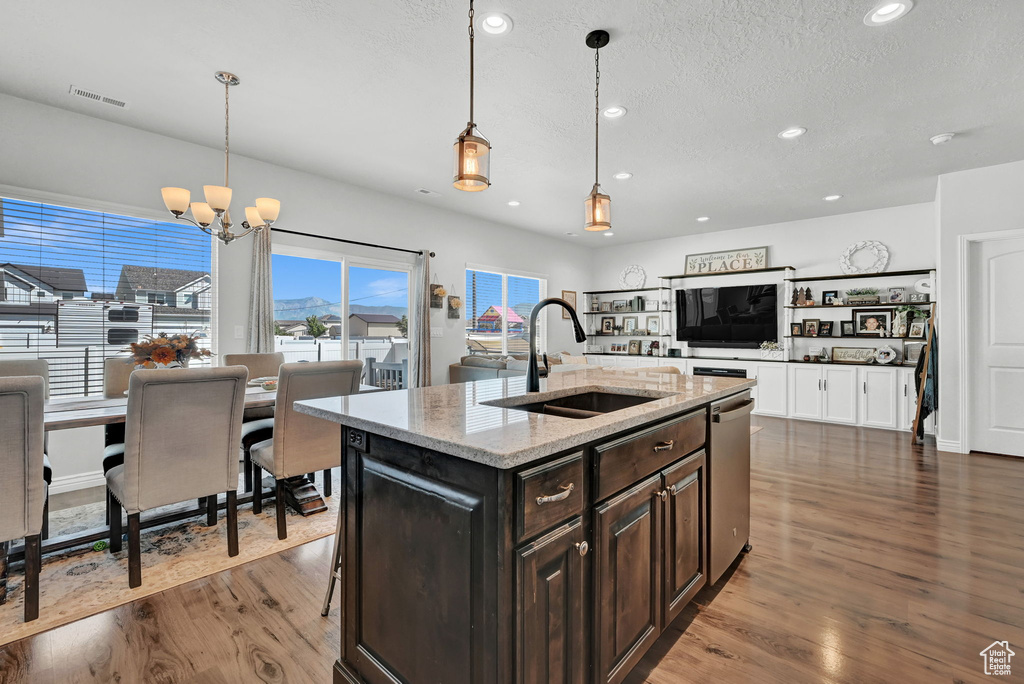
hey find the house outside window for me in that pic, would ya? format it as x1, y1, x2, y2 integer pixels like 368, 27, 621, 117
465, 267, 546, 355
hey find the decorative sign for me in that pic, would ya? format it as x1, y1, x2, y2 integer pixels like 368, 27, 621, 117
684, 247, 767, 275
832, 347, 877, 364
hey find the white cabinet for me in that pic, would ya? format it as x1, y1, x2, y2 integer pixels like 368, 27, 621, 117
788, 365, 824, 420
752, 364, 787, 416
858, 367, 899, 429
897, 367, 934, 434
822, 366, 858, 425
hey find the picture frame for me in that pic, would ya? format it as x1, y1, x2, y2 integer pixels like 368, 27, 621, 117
790, 322, 804, 337
909, 293, 930, 303
841, 320, 855, 336
622, 316, 638, 334
645, 298, 659, 311
909, 321, 926, 338
819, 321, 834, 337
888, 287, 905, 304
628, 340, 641, 355
853, 309, 891, 336
646, 316, 660, 335
600, 301, 612, 312
802, 319, 820, 337
600, 317, 615, 335
590, 296, 600, 312
822, 290, 839, 305
832, 347, 877, 364
903, 341, 926, 365
640, 340, 653, 356
561, 290, 577, 318
612, 299, 628, 312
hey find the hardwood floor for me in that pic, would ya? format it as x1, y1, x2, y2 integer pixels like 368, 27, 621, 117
2, 417, 1022, 683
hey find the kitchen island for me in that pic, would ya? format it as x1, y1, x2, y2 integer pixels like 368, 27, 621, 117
296, 368, 756, 684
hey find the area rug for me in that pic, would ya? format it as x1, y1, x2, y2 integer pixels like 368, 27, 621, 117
0, 472, 340, 646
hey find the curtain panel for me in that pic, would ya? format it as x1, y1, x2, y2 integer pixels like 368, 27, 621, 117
247, 227, 274, 353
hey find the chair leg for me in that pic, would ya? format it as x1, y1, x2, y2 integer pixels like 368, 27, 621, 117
321, 502, 345, 617
226, 491, 239, 557
127, 513, 141, 589
23, 534, 40, 622
252, 463, 263, 514
275, 480, 287, 540
206, 495, 218, 526
307, 472, 315, 484
109, 491, 122, 553
323, 469, 332, 498
0, 540, 9, 607
41, 496, 49, 541
243, 449, 253, 493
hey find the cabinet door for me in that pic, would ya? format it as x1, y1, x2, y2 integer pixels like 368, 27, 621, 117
661, 452, 706, 627
787, 365, 822, 420
593, 475, 663, 684
516, 519, 585, 684
897, 368, 915, 431
859, 367, 899, 429
753, 364, 787, 416
822, 366, 858, 424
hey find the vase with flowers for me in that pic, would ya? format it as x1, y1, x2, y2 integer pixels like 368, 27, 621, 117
128, 332, 212, 369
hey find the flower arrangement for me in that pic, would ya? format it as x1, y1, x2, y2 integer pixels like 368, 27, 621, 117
433, 285, 447, 297
759, 340, 784, 361
759, 341, 782, 351
845, 288, 879, 296
448, 296, 463, 309
128, 332, 211, 369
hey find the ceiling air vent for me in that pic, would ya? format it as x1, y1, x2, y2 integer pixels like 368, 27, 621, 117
415, 188, 440, 198
68, 85, 129, 110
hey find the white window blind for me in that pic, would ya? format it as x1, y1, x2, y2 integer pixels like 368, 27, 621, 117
0, 197, 213, 397
465, 268, 546, 356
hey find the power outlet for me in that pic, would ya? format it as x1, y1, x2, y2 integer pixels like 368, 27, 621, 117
234, 325, 244, 339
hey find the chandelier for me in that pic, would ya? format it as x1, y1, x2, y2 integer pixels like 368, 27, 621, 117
160, 72, 280, 244
452, 0, 491, 191
584, 31, 611, 232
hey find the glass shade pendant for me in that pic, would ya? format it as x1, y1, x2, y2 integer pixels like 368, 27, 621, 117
452, 0, 491, 191
584, 183, 611, 231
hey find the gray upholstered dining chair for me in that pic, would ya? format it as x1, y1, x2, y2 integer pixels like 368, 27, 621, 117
100, 357, 134, 476
106, 366, 248, 588
0, 376, 46, 622
250, 360, 362, 539
0, 359, 53, 539
223, 352, 285, 493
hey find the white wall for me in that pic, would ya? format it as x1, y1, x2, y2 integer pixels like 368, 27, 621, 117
0, 93, 594, 387
936, 159, 1024, 452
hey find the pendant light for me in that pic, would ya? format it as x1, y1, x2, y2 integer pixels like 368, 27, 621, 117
584, 30, 611, 232
452, 0, 491, 191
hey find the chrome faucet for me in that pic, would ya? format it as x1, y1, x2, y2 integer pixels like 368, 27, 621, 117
527, 297, 587, 392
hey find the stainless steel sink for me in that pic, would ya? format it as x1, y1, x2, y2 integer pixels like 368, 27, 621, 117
483, 390, 661, 419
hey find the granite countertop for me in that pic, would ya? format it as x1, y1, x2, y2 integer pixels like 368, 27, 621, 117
295, 368, 756, 469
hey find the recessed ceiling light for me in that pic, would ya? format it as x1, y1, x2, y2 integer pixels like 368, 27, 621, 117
864, 1, 913, 26
601, 106, 627, 119
823, 194, 843, 201
930, 132, 955, 145
696, 216, 710, 222
507, 200, 520, 206
603, 232, 614, 237
612, 172, 633, 180
480, 13, 513, 35
778, 126, 807, 140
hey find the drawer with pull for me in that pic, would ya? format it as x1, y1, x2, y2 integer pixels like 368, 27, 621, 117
516, 451, 585, 543
593, 409, 706, 502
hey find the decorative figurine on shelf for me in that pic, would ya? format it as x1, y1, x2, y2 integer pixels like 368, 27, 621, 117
791, 288, 800, 306
819, 347, 830, 363
796, 288, 808, 306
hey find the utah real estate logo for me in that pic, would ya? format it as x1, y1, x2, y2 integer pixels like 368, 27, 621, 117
980, 641, 1015, 676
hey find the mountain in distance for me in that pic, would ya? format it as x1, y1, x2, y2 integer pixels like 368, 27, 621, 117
273, 296, 407, 321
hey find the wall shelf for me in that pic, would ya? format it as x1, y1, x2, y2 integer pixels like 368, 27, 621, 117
785, 301, 935, 309
659, 266, 794, 280
583, 309, 667, 315
593, 333, 671, 337
582, 286, 667, 295
784, 268, 935, 283
785, 335, 926, 341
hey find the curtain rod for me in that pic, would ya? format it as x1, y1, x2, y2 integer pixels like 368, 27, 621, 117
270, 227, 435, 258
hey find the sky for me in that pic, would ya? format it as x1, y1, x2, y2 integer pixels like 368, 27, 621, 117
271, 254, 409, 314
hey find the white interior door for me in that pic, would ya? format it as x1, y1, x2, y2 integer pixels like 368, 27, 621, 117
969, 235, 1024, 457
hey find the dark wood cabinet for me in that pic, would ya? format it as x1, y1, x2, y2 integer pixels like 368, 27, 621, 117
593, 474, 663, 684
661, 450, 707, 627
515, 518, 586, 684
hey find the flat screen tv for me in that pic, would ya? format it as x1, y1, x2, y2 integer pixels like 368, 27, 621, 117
675, 284, 778, 349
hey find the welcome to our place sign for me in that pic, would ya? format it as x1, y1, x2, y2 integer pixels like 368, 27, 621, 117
684, 247, 768, 275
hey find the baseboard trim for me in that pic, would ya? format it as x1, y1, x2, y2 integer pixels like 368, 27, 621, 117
49, 470, 105, 495
935, 439, 966, 454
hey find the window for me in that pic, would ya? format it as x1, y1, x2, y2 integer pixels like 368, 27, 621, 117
147, 292, 166, 305
465, 267, 546, 355
0, 197, 213, 397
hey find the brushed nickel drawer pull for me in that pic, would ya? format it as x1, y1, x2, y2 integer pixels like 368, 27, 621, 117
653, 440, 674, 452
575, 541, 589, 556
536, 483, 574, 505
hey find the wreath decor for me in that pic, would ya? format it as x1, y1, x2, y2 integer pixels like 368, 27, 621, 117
618, 264, 647, 290
839, 241, 889, 275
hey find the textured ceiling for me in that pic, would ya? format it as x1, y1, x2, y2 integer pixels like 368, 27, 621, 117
2, 0, 1024, 244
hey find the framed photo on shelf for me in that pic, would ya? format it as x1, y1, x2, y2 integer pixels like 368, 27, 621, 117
590, 296, 600, 312
822, 290, 839, 305
600, 301, 612, 312
802, 319, 820, 337
819, 321, 834, 337
628, 340, 641, 355
904, 341, 926, 365
561, 290, 577, 318
841, 320, 856, 336
888, 287, 906, 303
909, 293, 930, 303
646, 315, 660, 335
622, 316, 638, 334
600, 317, 615, 335
641, 340, 653, 356
612, 299, 628, 312
790, 322, 804, 337
645, 298, 659, 311
908, 321, 926, 338
853, 309, 891, 336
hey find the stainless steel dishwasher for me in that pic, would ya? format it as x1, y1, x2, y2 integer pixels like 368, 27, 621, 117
708, 390, 754, 584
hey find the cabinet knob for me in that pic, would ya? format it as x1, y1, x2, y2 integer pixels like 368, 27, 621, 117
658, 489, 668, 501
575, 541, 589, 556
536, 482, 574, 505
653, 440, 674, 453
